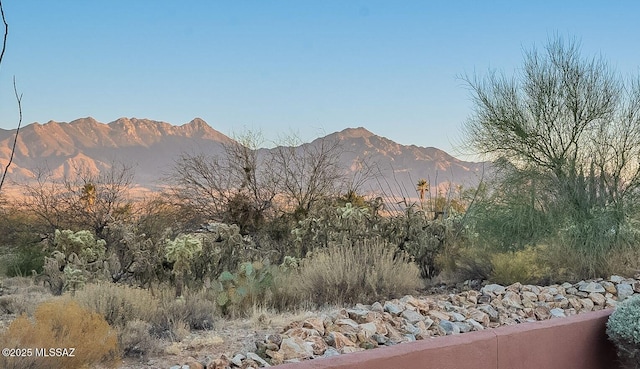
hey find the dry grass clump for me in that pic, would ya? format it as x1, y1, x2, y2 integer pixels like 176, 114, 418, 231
605, 245, 640, 278
72, 282, 159, 357
0, 277, 53, 317
0, 298, 118, 369
281, 239, 422, 307
118, 319, 156, 358
156, 287, 219, 333
72, 282, 159, 328
71, 282, 220, 354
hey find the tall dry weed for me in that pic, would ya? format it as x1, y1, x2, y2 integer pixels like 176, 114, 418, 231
281, 239, 422, 307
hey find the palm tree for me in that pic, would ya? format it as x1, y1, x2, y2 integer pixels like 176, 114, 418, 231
416, 179, 429, 209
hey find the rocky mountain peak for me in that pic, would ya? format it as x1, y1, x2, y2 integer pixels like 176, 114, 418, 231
337, 127, 375, 139
0, 118, 487, 193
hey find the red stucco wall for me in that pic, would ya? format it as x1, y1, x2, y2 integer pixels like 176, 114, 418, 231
273, 309, 619, 369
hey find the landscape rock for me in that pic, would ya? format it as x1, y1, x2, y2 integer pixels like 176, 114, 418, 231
550, 308, 566, 318
401, 309, 425, 324
579, 281, 605, 293
218, 276, 640, 368
383, 301, 403, 315
588, 292, 606, 306
610, 275, 625, 283
278, 337, 313, 361
439, 320, 461, 335
245, 352, 271, 367
617, 284, 634, 301
481, 284, 506, 296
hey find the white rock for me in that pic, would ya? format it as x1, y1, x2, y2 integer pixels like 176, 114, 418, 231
246, 352, 271, 367
550, 308, 566, 318
617, 284, 634, 301
482, 284, 506, 295
610, 275, 625, 283
578, 281, 605, 293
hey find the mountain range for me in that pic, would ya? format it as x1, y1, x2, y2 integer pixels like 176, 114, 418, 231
0, 117, 488, 199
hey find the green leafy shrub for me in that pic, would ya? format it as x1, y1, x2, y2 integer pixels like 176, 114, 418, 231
0, 299, 119, 369
6, 243, 45, 277
281, 238, 422, 307
607, 294, 640, 369
489, 245, 550, 285
556, 206, 640, 279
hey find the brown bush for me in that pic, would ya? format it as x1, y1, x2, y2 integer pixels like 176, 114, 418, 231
0, 298, 118, 369
279, 239, 422, 307
72, 282, 159, 328
118, 319, 157, 358
0, 277, 53, 317
72, 282, 160, 356
155, 287, 218, 334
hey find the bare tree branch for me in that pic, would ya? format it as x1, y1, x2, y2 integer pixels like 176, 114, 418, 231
0, 0, 7, 67
0, 77, 22, 192
0, 1, 21, 194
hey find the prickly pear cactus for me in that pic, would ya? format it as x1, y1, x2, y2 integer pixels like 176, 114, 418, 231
215, 260, 275, 316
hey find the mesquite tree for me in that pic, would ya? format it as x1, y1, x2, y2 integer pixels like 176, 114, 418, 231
464, 37, 640, 276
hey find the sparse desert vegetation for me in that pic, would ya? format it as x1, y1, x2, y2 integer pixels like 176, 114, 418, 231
1, 20, 640, 369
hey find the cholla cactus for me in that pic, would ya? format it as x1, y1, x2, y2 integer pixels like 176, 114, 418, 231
42, 230, 109, 294
291, 202, 374, 255
164, 234, 203, 272
63, 266, 87, 294
280, 255, 299, 272
337, 202, 369, 220
164, 234, 203, 297
607, 294, 640, 369
53, 229, 106, 263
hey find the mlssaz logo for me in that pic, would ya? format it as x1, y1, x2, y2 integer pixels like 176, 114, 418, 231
35, 348, 76, 357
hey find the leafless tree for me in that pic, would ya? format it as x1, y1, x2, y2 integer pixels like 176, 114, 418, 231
271, 134, 344, 218
0, 1, 23, 195
23, 161, 135, 235
169, 130, 279, 231
169, 130, 351, 229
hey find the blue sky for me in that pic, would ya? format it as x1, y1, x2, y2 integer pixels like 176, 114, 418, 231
0, 1, 639, 159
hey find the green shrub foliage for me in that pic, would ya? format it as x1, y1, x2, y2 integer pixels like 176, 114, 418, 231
6, 243, 45, 277
607, 294, 640, 369
290, 201, 466, 279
